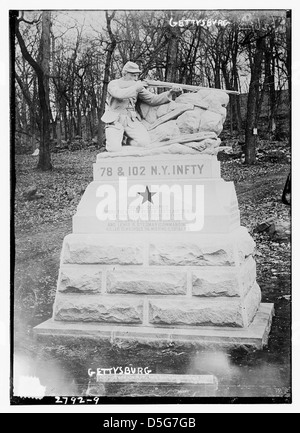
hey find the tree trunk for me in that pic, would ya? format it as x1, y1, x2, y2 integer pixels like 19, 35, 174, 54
30, 96, 37, 152
233, 95, 242, 134
21, 57, 28, 145
15, 12, 52, 170
51, 30, 62, 147
231, 27, 242, 134
21, 93, 27, 146
56, 115, 62, 147
73, 115, 78, 138
69, 110, 74, 142
256, 56, 270, 131
37, 11, 52, 170
133, 23, 142, 61
286, 11, 291, 102
221, 63, 238, 135
165, 13, 180, 82
90, 107, 96, 138
31, 77, 37, 151
232, 61, 242, 133
245, 35, 265, 165
52, 118, 57, 140
62, 101, 68, 142
98, 11, 116, 148
214, 60, 221, 89
38, 81, 52, 169
84, 114, 89, 141
265, 31, 276, 136
269, 55, 276, 135
76, 101, 82, 137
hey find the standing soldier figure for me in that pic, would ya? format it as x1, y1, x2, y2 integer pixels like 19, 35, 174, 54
101, 61, 182, 152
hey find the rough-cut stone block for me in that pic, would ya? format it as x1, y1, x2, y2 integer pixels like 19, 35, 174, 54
237, 231, 256, 263
107, 269, 187, 295
59, 266, 102, 294
62, 235, 143, 265
192, 256, 257, 298
192, 269, 240, 297
149, 298, 244, 328
54, 294, 143, 324
149, 242, 236, 267
243, 282, 262, 327
34, 304, 275, 350
240, 257, 257, 297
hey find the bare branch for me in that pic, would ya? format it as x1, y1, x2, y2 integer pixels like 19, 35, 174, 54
18, 12, 42, 25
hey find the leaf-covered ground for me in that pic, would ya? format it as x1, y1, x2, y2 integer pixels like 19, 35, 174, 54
14, 150, 97, 229
13, 147, 291, 400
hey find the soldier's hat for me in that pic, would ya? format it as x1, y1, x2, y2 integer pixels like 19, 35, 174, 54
122, 61, 142, 74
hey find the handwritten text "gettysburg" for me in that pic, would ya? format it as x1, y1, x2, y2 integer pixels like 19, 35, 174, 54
88, 367, 152, 377
169, 17, 231, 28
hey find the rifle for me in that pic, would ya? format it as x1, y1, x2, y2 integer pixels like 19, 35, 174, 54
144, 79, 240, 95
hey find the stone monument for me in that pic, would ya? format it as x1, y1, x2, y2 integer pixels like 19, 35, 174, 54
34, 87, 274, 349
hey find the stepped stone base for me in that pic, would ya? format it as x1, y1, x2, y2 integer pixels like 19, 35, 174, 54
50, 227, 262, 329
52, 281, 261, 328
34, 153, 274, 350
34, 303, 274, 349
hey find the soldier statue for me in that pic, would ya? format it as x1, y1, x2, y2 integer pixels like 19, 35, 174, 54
101, 61, 182, 152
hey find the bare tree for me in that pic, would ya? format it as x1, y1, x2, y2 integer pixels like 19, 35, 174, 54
15, 11, 52, 170
244, 29, 265, 165
165, 12, 181, 82
97, 11, 116, 148
285, 12, 291, 102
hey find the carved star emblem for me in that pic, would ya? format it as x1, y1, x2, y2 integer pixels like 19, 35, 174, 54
138, 186, 157, 204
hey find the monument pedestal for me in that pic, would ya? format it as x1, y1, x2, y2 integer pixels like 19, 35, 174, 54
34, 154, 274, 349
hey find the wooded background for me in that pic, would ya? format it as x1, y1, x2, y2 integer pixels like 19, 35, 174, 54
11, 10, 291, 169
